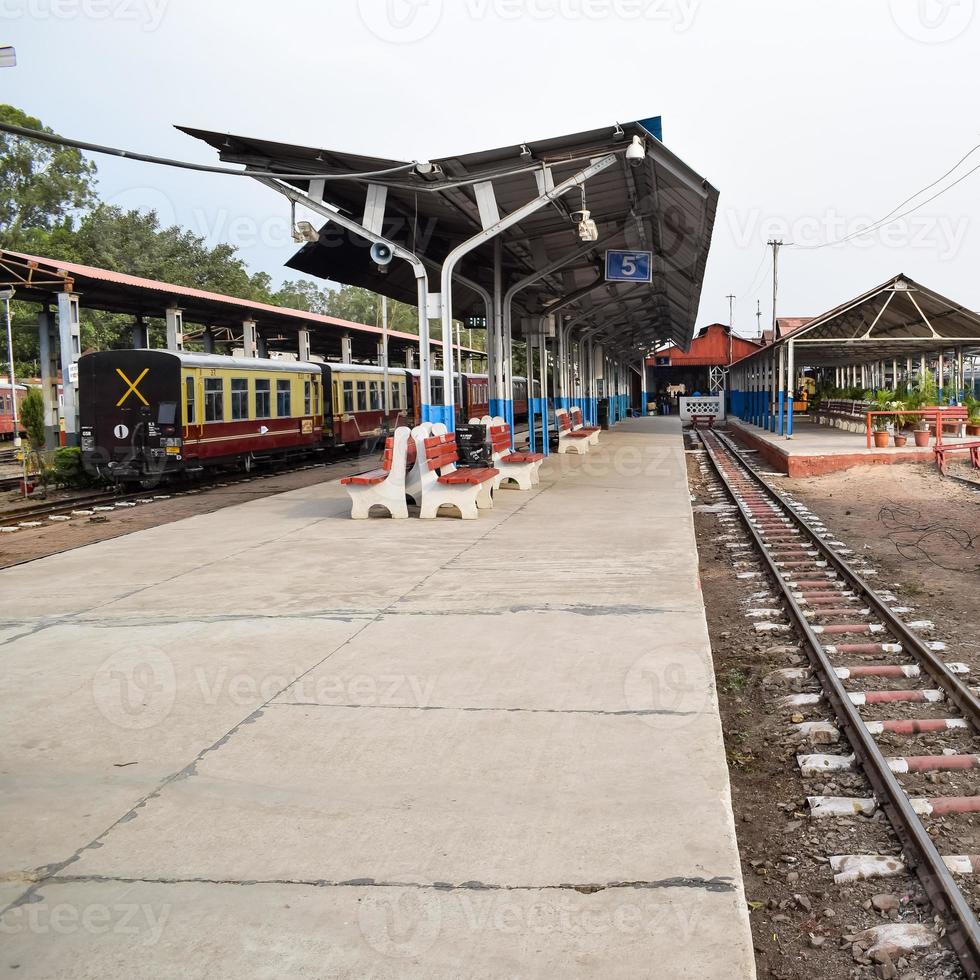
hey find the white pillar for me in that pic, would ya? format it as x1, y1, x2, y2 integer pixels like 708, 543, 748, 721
242, 319, 258, 357
165, 307, 184, 352
56, 291, 81, 447
341, 334, 352, 364
298, 329, 311, 362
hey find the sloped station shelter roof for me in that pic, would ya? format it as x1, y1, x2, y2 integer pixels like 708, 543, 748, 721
181, 117, 719, 427
0, 249, 483, 364
728, 274, 980, 437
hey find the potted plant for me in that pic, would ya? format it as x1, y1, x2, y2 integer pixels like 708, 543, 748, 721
872, 415, 891, 448
913, 417, 932, 447
967, 395, 980, 436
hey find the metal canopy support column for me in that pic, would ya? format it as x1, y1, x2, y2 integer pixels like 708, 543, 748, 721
786, 341, 796, 438
254, 175, 433, 424
298, 329, 311, 363
37, 308, 59, 449
203, 326, 215, 354
938, 349, 945, 402
777, 344, 786, 436
437, 153, 617, 433
56, 290, 81, 447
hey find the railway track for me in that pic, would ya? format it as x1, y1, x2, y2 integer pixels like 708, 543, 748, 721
699, 427, 980, 978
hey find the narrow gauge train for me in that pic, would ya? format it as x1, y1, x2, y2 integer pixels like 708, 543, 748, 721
0, 383, 27, 439
79, 349, 535, 484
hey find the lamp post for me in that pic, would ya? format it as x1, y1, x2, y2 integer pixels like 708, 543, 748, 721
1, 287, 20, 450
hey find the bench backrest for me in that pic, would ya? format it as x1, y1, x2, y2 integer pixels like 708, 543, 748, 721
490, 424, 511, 455
381, 436, 395, 472
569, 406, 583, 427
424, 433, 459, 471
556, 409, 572, 433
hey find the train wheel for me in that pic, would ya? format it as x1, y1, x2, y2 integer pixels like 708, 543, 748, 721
241, 453, 254, 475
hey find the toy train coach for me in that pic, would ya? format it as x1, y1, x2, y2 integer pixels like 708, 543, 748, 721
80, 350, 325, 484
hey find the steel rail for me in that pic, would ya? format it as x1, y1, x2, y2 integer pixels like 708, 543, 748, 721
699, 429, 980, 978
713, 429, 980, 731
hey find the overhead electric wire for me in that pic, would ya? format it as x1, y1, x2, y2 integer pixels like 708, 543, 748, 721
791, 140, 980, 250
0, 121, 420, 181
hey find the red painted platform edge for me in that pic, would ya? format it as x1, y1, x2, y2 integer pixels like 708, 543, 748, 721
726, 422, 936, 477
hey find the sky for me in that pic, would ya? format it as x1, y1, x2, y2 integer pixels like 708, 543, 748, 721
2, 0, 978, 338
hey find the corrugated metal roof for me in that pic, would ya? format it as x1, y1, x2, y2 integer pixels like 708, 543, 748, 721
0, 249, 482, 357
179, 118, 719, 355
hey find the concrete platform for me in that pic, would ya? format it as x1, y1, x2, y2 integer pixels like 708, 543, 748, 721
729, 416, 977, 476
0, 416, 755, 979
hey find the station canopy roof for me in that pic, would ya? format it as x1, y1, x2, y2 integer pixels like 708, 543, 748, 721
734, 274, 980, 367
179, 117, 719, 354
0, 249, 482, 363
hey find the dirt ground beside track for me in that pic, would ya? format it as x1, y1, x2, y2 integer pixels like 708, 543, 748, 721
0, 454, 374, 568
690, 452, 979, 980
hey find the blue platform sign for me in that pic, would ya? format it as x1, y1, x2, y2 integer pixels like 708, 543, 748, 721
605, 250, 653, 283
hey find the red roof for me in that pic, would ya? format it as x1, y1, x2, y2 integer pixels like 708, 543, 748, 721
646, 323, 763, 367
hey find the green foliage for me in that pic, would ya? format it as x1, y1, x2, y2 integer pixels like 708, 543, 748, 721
0, 104, 97, 249
966, 393, 980, 424
20, 387, 44, 448
49, 446, 89, 488
1, 103, 485, 370
906, 373, 938, 410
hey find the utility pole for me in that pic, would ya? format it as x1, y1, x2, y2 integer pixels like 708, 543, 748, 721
756, 300, 762, 339
767, 239, 783, 341
725, 293, 735, 365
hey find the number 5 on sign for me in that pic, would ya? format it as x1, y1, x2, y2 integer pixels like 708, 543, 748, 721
605, 250, 653, 283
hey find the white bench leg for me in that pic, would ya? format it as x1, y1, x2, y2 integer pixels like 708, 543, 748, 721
420, 484, 482, 520
587, 431, 599, 445
498, 463, 534, 490
346, 486, 374, 519
476, 481, 494, 509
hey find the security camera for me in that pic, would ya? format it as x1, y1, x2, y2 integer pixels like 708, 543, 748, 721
573, 209, 599, 242
291, 221, 319, 244
625, 134, 646, 167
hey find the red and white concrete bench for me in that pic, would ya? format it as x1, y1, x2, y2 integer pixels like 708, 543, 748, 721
340, 426, 410, 519
415, 430, 498, 520
555, 409, 592, 454
569, 406, 600, 445
934, 440, 980, 475
406, 422, 438, 505
489, 420, 544, 491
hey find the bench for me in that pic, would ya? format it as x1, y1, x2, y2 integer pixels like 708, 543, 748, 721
569, 406, 601, 445
489, 420, 544, 491
934, 440, 980, 475
555, 409, 592, 454
340, 426, 410, 519
814, 399, 868, 432
690, 414, 715, 430
933, 406, 969, 442
415, 431, 498, 520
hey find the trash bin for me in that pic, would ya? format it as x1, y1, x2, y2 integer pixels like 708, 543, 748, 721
454, 423, 492, 467
597, 399, 610, 430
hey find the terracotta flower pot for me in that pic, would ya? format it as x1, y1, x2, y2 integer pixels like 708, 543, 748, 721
893, 434, 908, 447
913, 430, 931, 448
873, 431, 890, 448
967, 424, 980, 437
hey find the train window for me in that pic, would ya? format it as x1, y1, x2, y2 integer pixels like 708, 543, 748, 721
342, 380, 354, 413
390, 384, 400, 410
431, 377, 444, 405
255, 378, 270, 417
356, 380, 367, 412
231, 378, 248, 420
185, 377, 195, 424
158, 402, 177, 425
204, 378, 224, 422
369, 381, 380, 411
276, 379, 291, 417
304, 380, 312, 416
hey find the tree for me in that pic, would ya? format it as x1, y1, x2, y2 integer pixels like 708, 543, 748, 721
20, 387, 44, 448
0, 105, 97, 250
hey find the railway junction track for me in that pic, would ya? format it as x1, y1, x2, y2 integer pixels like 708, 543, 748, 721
699, 427, 980, 978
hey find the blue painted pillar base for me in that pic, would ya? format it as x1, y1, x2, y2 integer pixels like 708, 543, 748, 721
489, 398, 506, 418
640, 390, 648, 416
786, 396, 795, 438
777, 391, 785, 435
428, 404, 455, 432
